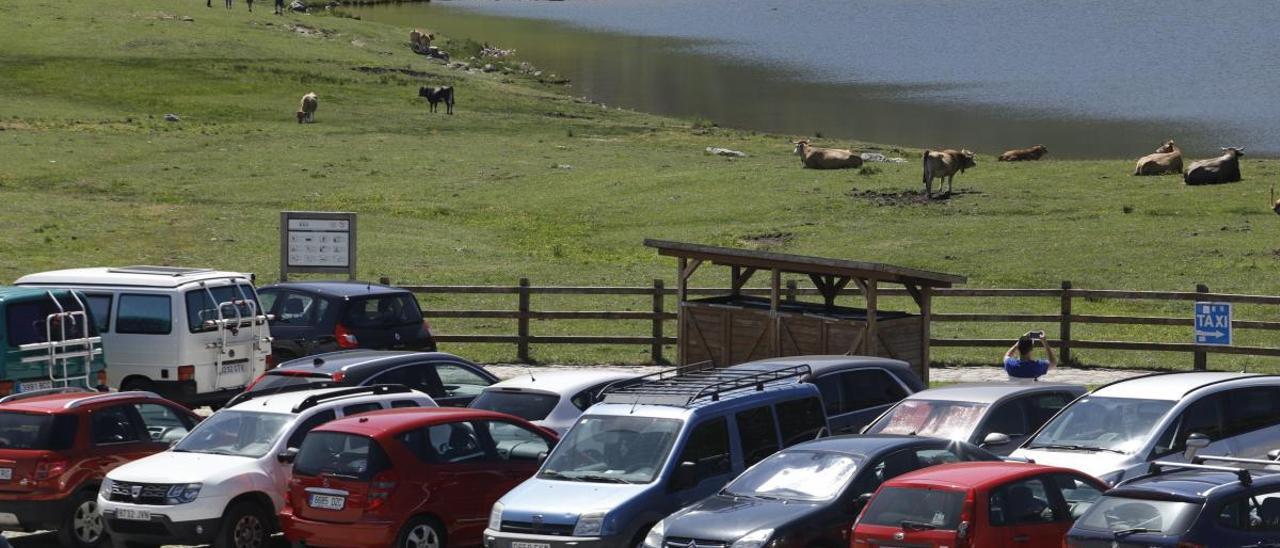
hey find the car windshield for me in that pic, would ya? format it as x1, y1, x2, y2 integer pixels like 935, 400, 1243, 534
470, 390, 560, 421
723, 450, 862, 502
860, 487, 966, 530
249, 372, 329, 393
1074, 495, 1200, 535
0, 412, 77, 450
864, 400, 988, 441
540, 415, 681, 484
1026, 397, 1174, 454
173, 410, 293, 458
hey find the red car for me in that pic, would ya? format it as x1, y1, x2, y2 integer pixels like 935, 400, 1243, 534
851, 462, 1106, 548
0, 387, 200, 548
280, 407, 558, 548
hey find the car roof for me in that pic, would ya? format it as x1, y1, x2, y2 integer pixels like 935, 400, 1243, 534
787, 434, 974, 457
312, 407, 535, 437
731, 355, 919, 381
226, 385, 427, 413
0, 390, 170, 414
902, 382, 1086, 405
884, 462, 1079, 490
16, 266, 251, 289
0, 286, 83, 302
272, 350, 468, 375
1092, 372, 1264, 400
483, 370, 642, 394
587, 383, 821, 420
258, 281, 409, 298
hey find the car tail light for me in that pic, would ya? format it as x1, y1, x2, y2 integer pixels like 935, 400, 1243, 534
331, 371, 346, 383
955, 492, 975, 548
0, 381, 14, 396
265, 354, 277, 370
365, 470, 398, 513
178, 365, 195, 382
422, 318, 432, 334
334, 324, 359, 349
35, 459, 68, 480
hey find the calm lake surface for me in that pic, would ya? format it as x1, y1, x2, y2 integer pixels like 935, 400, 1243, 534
355, 0, 1280, 158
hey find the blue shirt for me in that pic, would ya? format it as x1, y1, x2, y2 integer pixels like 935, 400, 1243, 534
1004, 356, 1050, 379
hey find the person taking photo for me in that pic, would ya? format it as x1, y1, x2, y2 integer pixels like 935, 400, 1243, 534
1003, 330, 1056, 380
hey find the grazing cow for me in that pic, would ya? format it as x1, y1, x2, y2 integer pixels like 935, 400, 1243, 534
418, 86, 455, 115
998, 144, 1048, 162
922, 149, 976, 197
1184, 147, 1244, 185
409, 29, 434, 53
1133, 139, 1182, 176
296, 92, 317, 124
791, 140, 863, 169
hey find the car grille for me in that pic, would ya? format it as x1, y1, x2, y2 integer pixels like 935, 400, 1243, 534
500, 520, 577, 536
108, 482, 174, 505
664, 537, 729, 548
107, 519, 168, 535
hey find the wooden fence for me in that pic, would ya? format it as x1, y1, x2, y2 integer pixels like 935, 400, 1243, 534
381, 277, 1280, 368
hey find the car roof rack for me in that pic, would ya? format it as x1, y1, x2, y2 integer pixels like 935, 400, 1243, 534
599, 362, 811, 407
0, 386, 98, 404
64, 391, 164, 409
225, 380, 340, 409
1181, 374, 1280, 398
293, 384, 416, 413
106, 266, 216, 276
1145, 460, 1254, 486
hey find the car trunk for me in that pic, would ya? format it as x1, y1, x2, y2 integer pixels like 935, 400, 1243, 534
289, 432, 391, 524
342, 294, 428, 350
0, 412, 78, 494
854, 486, 969, 548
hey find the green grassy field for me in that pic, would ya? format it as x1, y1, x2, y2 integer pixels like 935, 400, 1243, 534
3, 0, 1279, 369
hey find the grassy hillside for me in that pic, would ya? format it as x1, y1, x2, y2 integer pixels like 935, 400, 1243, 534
2, 0, 1279, 369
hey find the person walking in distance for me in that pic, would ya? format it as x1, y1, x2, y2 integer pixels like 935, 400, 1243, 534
1003, 330, 1057, 381
274, 0, 285, 15
246, 0, 254, 12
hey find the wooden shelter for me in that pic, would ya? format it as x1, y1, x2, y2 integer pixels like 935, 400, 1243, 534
645, 240, 966, 382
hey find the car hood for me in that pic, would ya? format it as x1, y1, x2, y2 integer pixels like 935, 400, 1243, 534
500, 479, 651, 523
1011, 447, 1134, 478
107, 450, 260, 486
663, 495, 824, 542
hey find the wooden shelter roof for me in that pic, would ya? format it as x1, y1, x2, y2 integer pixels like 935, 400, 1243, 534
644, 239, 966, 288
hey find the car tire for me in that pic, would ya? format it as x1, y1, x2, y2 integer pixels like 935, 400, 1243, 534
396, 516, 445, 548
57, 489, 106, 548
214, 501, 271, 548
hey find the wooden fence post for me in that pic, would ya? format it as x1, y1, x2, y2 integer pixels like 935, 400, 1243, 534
1060, 280, 1072, 365
379, 276, 391, 286
518, 278, 531, 363
785, 280, 798, 303
1194, 283, 1208, 371
652, 279, 665, 364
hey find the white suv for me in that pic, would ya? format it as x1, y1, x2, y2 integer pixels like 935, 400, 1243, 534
97, 384, 435, 548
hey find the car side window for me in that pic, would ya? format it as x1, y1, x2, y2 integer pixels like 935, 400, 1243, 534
1053, 474, 1103, 519
85, 293, 113, 333
391, 400, 420, 409
864, 449, 918, 495
979, 398, 1030, 438
673, 417, 731, 489
256, 290, 280, 317
1217, 489, 1280, 531
277, 291, 319, 326
845, 370, 908, 410
134, 403, 193, 443
116, 294, 172, 335
814, 374, 844, 416
480, 420, 550, 462
435, 364, 492, 397
1223, 386, 1280, 438
571, 380, 617, 411
428, 422, 486, 464
735, 406, 780, 467
1025, 392, 1073, 430
286, 410, 336, 449
989, 477, 1058, 525
342, 402, 383, 417
776, 397, 825, 446
396, 426, 441, 463
1153, 394, 1226, 456
91, 405, 144, 445
372, 365, 433, 394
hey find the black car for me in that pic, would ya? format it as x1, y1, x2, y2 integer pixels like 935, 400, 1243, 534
234, 350, 498, 407
647, 435, 998, 548
257, 281, 436, 362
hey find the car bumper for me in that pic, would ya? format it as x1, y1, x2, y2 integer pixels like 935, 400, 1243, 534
280, 509, 396, 547
99, 495, 228, 545
0, 496, 73, 532
484, 528, 614, 548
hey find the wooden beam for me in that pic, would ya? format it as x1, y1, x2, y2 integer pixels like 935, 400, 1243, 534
905, 284, 925, 309
770, 269, 782, 312
864, 280, 878, 355
731, 267, 758, 294
680, 258, 703, 283
808, 274, 832, 302
830, 276, 852, 307
919, 286, 932, 384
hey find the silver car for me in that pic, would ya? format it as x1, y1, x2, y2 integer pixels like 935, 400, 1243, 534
469, 370, 643, 434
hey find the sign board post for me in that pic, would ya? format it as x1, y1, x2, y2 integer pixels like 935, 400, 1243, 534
1194, 301, 1231, 346
279, 211, 357, 281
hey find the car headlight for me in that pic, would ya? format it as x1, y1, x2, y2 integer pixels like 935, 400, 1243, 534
99, 479, 112, 499
164, 483, 202, 504
573, 511, 606, 537
489, 502, 503, 531
731, 528, 774, 548
642, 519, 665, 548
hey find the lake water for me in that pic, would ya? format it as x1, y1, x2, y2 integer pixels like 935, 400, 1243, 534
355, 0, 1280, 158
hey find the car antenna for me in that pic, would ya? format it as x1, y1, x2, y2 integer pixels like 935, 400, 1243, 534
527, 367, 536, 382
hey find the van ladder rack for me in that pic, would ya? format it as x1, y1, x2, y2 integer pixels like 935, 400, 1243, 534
16, 291, 102, 391
200, 283, 272, 391
600, 363, 811, 407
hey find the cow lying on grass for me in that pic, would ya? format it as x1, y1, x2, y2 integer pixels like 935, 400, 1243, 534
1184, 147, 1244, 185
418, 86, 455, 115
1133, 139, 1182, 176
791, 140, 862, 169
922, 149, 976, 197
296, 92, 317, 123
409, 29, 435, 53
998, 144, 1047, 162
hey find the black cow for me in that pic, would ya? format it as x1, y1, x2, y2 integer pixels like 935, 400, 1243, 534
1184, 147, 1244, 185
418, 86, 455, 115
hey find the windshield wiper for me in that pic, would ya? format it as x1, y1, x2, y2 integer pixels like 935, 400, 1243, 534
900, 520, 937, 532
1026, 443, 1125, 454
540, 470, 578, 481
1113, 528, 1159, 538
576, 474, 635, 484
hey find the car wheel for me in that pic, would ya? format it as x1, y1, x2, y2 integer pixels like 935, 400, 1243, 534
214, 501, 270, 548
58, 489, 106, 547
397, 516, 445, 548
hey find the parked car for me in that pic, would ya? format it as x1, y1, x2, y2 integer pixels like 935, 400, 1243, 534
1067, 454, 1280, 547
16, 266, 272, 408
862, 382, 1086, 456
0, 387, 199, 548
256, 281, 436, 361
484, 364, 829, 548
235, 350, 498, 407
644, 434, 998, 548
727, 355, 925, 434
469, 370, 643, 434
0, 287, 108, 396
852, 461, 1107, 548
1012, 372, 1280, 485
280, 407, 558, 548
97, 384, 435, 548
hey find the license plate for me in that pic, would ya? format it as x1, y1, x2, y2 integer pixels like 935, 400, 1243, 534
0, 468, 11, 481
512, 543, 550, 548
0, 512, 18, 526
116, 508, 151, 521
219, 362, 246, 375
19, 380, 53, 393
308, 494, 345, 510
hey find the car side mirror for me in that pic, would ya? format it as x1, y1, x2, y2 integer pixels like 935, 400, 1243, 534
1184, 433, 1210, 461
855, 492, 873, 509
672, 461, 697, 490
1269, 449, 1280, 462
277, 447, 300, 464
981, 432, 1011, 447
537, 452, 549, 464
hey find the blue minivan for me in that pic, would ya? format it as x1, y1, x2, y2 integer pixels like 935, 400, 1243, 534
483, 364, 828, 548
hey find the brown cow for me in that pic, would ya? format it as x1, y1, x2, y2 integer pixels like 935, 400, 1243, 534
296, 92, 317, 123
998, 144, 1048, 162
922, 149, 976, 197
1184, 147, 1244, 185
1133, 139, 1182, 176
409, 29, 435, 53
792, 140, 863, 170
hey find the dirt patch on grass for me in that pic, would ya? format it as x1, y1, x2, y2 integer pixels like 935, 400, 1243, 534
352, 66, 431, 78
739, 231, 793, 249
846, 188, 981, 206
290, 24, 335, 38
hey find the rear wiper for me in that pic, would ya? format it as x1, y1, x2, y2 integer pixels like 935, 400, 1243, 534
1113, 527, 1159, 538
900, 520, 937, 531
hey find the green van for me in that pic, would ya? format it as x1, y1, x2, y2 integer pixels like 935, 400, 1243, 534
0, 287, 106, 396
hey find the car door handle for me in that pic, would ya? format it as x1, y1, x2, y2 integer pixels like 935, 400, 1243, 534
1013, 534, 1030, 543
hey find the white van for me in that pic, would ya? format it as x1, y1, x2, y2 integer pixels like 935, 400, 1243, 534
16, 266, 272, 407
